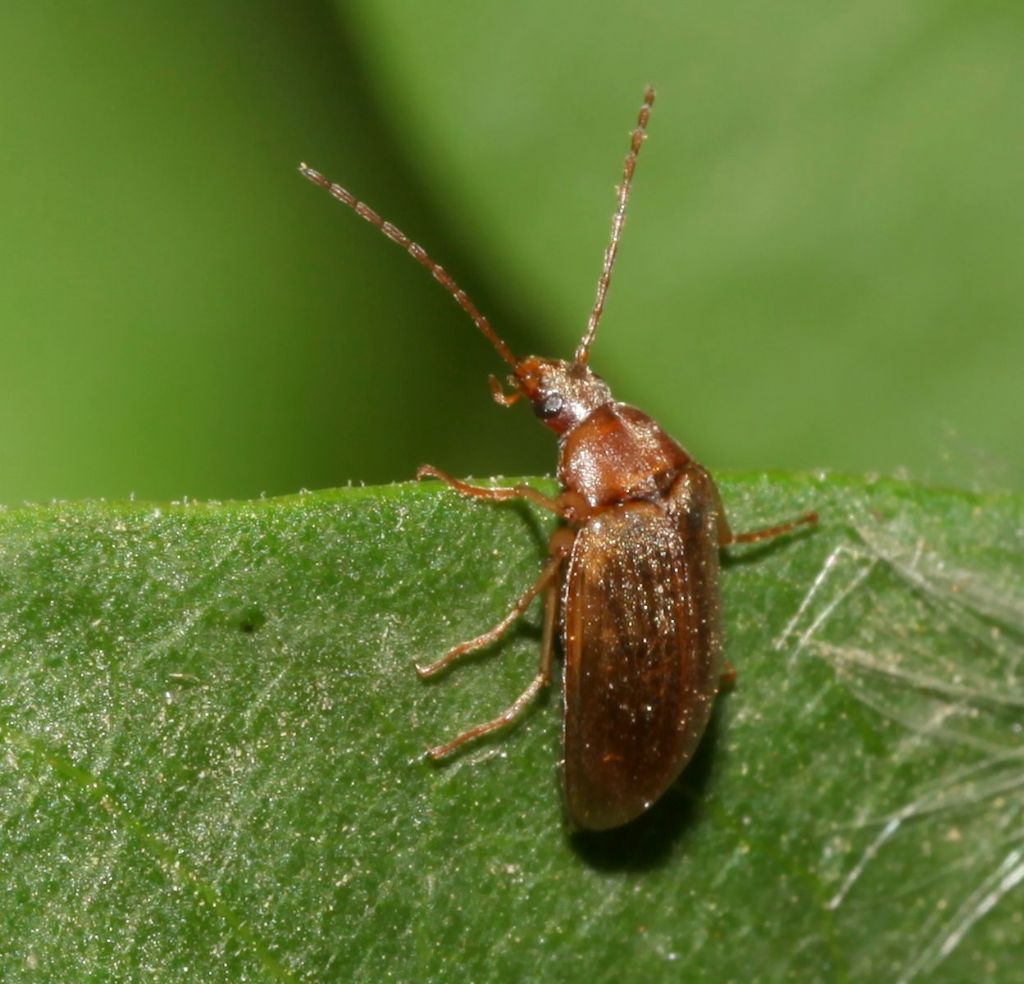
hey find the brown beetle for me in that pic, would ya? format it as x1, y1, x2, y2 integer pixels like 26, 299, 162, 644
300, 87, 816, 830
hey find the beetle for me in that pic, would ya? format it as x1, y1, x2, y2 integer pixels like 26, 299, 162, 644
300, 87, 817, 830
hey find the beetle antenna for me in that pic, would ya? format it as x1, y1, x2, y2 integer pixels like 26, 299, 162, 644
574, 86, 655, 367
299, 164, 518, 369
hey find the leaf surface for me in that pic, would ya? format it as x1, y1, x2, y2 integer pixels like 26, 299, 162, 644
0, 474, 1020, 981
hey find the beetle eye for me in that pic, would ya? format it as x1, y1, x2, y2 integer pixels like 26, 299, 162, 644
538, 394, 564, 419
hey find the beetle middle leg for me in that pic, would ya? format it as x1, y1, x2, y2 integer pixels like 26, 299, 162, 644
421, 531, 571, 760
416, 542, 567, 679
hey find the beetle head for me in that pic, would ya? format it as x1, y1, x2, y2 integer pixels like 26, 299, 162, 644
500, 356, 612, 435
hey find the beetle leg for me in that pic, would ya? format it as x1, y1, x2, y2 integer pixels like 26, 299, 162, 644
719, 661, 737, 690
417, 541, 566, 679
721, 511, 818, 546
417, 464, 576, 517
698, 471, 817, 547
422, 539, 567, 760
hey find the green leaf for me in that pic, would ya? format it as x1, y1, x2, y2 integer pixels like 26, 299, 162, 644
1, 474, 1020, 981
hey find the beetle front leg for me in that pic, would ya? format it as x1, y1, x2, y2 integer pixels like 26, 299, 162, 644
417, 464, 586, 520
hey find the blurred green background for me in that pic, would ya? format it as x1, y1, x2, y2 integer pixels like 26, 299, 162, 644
1, 1, 1021, 507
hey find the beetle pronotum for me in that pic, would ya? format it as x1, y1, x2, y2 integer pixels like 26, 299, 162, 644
300, 87, 817, 830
